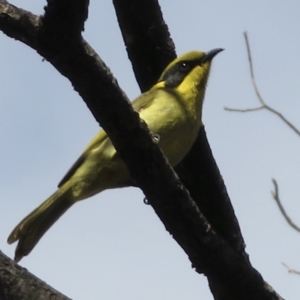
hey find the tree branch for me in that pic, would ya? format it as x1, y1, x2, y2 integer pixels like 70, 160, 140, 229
271, 179, 300, 232
113, 0, 176, 92
0, 251, 70, 300
43, 0, 89, 34
224, 31, 300, 137
282, 263, 300, 275
114, 0, 247, 263
112, 4, 264, 299
0, 2, 40, 48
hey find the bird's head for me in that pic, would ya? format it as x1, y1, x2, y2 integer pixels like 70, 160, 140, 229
155, 49, 223, 95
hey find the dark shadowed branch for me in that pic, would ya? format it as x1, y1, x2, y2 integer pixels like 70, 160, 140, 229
113, 0, 176, 92
0, 250, 70, 300
114, 0, 248, 265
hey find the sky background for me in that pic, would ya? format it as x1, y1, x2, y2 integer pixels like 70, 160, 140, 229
1, 1, 300, 299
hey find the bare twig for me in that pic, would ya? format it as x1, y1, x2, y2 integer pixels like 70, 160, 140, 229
224, 106, 264, 113
271, 179, 300, 232
244, 31, 266, 107
224, 31, 300, 137
282, 263, 300, 275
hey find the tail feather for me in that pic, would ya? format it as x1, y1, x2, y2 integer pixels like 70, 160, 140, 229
8, 185, 73, 262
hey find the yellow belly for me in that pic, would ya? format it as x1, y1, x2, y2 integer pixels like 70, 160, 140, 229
139, 89, 201, 166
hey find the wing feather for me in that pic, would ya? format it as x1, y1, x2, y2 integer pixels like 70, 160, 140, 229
58, 88, 159, 187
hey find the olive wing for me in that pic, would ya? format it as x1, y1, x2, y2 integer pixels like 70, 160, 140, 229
57, 89, 158, 188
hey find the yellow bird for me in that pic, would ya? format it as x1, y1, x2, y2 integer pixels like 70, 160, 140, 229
8, 49, 223, 262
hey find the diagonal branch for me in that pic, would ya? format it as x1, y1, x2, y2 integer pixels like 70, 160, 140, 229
271, 179, 300, 232
113, 0, 176, 92
282, 263, 300, 275
114, 0, 248, 265
0, 250, 70, 300
243, 31, 266, 107
0, 2, 40, 48
42, 0, 89, 35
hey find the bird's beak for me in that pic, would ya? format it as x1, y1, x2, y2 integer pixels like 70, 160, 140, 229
201, 48, 224, 64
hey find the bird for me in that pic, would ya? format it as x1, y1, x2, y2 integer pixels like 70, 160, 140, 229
8, 48, 223, 262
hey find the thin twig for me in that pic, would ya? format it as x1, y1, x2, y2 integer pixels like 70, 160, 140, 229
224, 106, 264, 112
244, 31, 266, 106
225, 31, 300, 137
271, 179, 300, 232
282, 263, 300, 275
262, 104, 300, 136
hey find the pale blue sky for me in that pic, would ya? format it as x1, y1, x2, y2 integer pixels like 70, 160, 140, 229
1, 1, 300, 299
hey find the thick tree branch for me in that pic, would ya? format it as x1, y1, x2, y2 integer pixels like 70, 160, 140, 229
42, 0, 88, 36
113, 0, 175, 91
114, 0, 247, 262
0, 2, 40, 48
112, 2, 266, 299
0, 251, 70, 300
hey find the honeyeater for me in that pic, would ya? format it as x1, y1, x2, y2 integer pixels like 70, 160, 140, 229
8, 49, 223, 262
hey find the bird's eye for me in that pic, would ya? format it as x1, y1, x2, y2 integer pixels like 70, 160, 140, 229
179, 62, 189, 71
